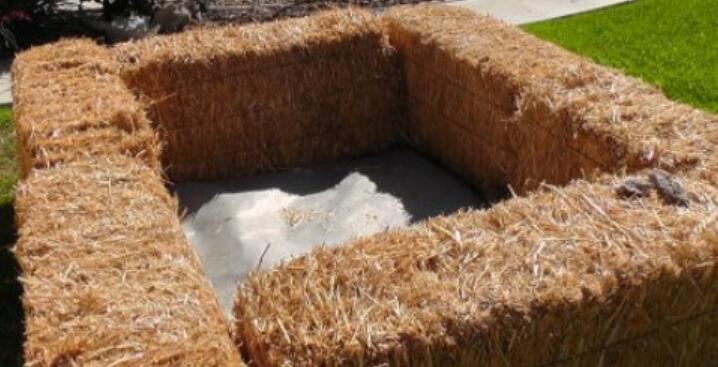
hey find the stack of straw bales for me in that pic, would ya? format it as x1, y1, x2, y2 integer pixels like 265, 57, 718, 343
114, 9, 402, 181
12, 41, 241, 365
12, 4, 718, 366
231, 5, 718, 366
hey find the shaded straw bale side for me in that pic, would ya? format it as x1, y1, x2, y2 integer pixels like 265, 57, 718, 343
14, 155, 243, 366
12, 40, 159, 178
383, 5, 718, 194
234, 172, 718, 366
114, 8, 402, 181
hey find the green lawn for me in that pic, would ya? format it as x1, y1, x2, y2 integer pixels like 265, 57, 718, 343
0, 105, 16, 239
524, 0, 718, 113
0, 106, 15, 207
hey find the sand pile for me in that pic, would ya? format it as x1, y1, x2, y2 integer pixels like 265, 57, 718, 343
183, 173, 409, 313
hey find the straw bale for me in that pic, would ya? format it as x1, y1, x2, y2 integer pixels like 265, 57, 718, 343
12, 40, 159, 178
14, 155, 243, 366
234, 172, 718, 366
383, 5, 718, 194
113, 8, 402, 181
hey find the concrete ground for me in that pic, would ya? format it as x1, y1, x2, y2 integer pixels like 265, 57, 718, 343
0, 59, 10, 107
174, 148, 490, 314
451, 0, 632, 24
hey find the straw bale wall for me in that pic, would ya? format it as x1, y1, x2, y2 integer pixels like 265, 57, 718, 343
12, 42, 242, 366
114, 9, 402, 181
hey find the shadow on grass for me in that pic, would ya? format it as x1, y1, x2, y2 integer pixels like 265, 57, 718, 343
0, 201, 23, 367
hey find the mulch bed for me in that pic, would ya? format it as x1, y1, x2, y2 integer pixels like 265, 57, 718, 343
3, 0, 444, 55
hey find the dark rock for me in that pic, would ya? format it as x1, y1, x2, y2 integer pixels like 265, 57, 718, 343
151, 3, 192, 33
648, 169, 690, 207
615, 177, 652, 199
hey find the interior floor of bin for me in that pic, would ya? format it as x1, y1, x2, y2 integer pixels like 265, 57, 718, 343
172, 147, 496, 314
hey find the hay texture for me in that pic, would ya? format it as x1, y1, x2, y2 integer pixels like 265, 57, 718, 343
12, 41, 242, 366
231, 5, 718, 366
114, 8, 402, 181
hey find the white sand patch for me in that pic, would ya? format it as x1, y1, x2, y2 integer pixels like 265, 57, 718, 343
183, 172, 410, 314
